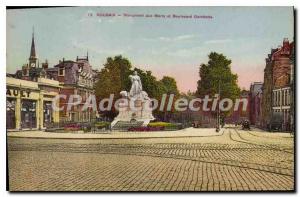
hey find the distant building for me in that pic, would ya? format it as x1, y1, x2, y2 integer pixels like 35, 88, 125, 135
261, 49, 275, 129
249, 82, 263, 126
225, 90, 250, 124
14, 31, 50, 81
51, 54, 97, 122
290, 42, 295, 132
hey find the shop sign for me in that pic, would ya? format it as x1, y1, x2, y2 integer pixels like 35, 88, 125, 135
6, 88, 31, 97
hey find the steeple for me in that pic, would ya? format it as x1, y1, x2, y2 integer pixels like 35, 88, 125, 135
29, 27, 37, 67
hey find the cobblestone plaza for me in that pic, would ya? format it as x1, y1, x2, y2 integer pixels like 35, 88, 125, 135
7, 128, 294, 191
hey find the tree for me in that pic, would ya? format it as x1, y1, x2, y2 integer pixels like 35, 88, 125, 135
160, 76, 180, 96
196, 52, 241, 116
133, 68, 164, 100
95, 55, 180, 120
95, 55, 132, 99
153, 76, 180, 122
95, 55, 132, 119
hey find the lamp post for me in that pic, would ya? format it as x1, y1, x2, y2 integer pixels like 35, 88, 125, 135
216, 80, 221, 132
19, 83, 22, 131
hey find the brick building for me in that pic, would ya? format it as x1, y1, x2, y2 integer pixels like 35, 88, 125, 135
261, 38, 294, 131
49, 54, 98, 122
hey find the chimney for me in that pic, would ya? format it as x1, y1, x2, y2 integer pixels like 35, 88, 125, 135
283, 38, 289, 49
42, 59, 48, 69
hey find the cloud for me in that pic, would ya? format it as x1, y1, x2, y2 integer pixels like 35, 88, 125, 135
174, 34, 197, 41
166, 46, 204, 58
204, 39, 232, 44
158, 37, 171, 41
143, 34, 198, 42
71, 39, 130, 56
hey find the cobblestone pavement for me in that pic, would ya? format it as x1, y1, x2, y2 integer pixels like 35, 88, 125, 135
7, 128, 294, 191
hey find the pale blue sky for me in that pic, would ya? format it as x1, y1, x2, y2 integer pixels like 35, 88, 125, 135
6, 7, 294, 92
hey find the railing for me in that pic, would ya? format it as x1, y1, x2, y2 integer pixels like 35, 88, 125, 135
45, 119, 111, 133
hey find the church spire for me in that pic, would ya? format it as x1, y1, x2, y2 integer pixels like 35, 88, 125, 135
30, 27, 36, 58
29, 27, 37, 67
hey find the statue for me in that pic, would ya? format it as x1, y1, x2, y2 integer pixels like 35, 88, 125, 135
129, 71, 143, 98
111, 70, 155, 129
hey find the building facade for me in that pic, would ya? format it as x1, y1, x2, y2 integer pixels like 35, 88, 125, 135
225, 90, 250, 124
50, 55, 98, 122
261, 38, 294, 131
249, 82, 263, 126
14, 31, 51, 82
6, 77, 60, 131
10, 30, 98, 124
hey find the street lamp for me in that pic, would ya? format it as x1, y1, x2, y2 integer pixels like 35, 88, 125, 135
216, 80, 221, 132
19, 83, 22, 131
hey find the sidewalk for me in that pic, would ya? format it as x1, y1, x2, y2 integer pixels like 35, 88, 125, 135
7, 128, 223, 139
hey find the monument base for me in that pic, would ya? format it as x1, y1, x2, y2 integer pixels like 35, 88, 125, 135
111, 94, 155, 130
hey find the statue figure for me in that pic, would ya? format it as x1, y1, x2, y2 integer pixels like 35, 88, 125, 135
111, 70, 154, 128
120, 90, 128, 98
129, 71, 143, 98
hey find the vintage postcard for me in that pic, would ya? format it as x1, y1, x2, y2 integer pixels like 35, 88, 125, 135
6, 6, 295, 191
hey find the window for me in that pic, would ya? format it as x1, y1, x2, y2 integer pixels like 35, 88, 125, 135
274, 91, 277, 106
277, 91, 280, 106
21, 100, 37, 129
44, 101, 53, 127
287, 90, 290, 105
283, 90, 285, 106
59, 67, 65, 76
286, 90, 288, 105
6, 99, 16, 129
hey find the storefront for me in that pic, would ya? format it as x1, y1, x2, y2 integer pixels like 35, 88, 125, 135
21, 99, 37, 129
43, 101, 54, 127
6, 77, 60, 131
6, 98, 16, 129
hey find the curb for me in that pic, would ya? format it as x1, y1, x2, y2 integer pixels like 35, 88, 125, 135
7, 130, 224, 140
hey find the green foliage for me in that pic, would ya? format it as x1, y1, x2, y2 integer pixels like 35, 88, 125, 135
148, 121, 181, 130
94, 121, 110, 128
180, 90, 196, 100
196, 52, 241, 116
197, 52, 240, 101
94, 55, 180, 119
95, 56, 179, 100
148, 121, 174, 127
160, 76, 180, 96
95, 55, 132, 99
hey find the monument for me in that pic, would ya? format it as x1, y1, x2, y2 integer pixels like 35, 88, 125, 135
111, 71, 155, 129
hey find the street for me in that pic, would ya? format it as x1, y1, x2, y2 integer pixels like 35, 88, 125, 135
7, 127, 294, 191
